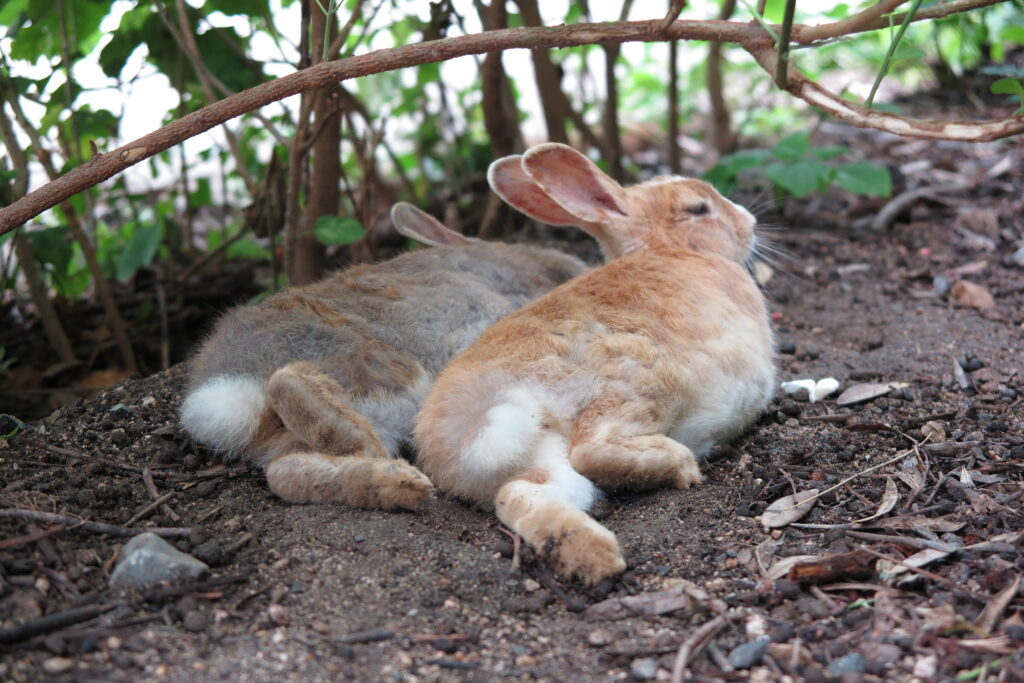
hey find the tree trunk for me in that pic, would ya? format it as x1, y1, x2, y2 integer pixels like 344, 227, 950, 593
514, 0, 569, 144
478, 0, 521, 238
290, 0, 340, 285
708, 0, 739, 155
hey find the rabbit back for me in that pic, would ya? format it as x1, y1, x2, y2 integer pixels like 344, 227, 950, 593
182, 241, 586, 461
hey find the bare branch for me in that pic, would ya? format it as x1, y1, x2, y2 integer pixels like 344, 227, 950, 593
2, 8, 1020, 235
747, 42, 1024, 142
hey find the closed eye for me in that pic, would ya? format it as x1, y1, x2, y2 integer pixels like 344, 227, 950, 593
687, 203, 710, 216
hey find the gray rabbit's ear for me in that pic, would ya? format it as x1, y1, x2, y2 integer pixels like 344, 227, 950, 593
488, 155, 579, 226
391, 202, 472, 247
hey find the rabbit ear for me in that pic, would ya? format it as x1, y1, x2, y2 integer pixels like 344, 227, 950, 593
488, 156, 579, 226
391, 202, 471, 247
521, 144, 628, 224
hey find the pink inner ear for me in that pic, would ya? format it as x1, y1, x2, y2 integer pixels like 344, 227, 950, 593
392, 203, 470, 246
523, 146, 628, 223
488, 157, 579, 226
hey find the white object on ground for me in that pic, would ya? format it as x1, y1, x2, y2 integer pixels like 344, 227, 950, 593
780, 377, 840, 403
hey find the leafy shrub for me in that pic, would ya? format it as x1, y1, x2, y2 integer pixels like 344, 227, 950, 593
705, 132, 892, 199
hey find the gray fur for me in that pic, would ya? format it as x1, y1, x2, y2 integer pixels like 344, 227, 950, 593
184, 240, 587, 457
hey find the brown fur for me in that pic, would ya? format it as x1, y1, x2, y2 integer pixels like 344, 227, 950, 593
416, 144, 775, 585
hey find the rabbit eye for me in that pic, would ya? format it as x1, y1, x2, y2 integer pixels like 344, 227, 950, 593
687, 203, 710, 216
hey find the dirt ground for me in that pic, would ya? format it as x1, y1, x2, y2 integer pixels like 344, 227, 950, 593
1, 130, 1023, 682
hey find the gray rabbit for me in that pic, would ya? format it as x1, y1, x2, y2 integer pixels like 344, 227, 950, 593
180, 203, 587, 510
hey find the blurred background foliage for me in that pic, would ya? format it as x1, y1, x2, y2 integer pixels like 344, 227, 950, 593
0, 0, 1021, 407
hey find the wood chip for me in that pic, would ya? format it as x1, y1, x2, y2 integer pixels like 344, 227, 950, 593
787, 550, 876, 585
950, 280, 996, 310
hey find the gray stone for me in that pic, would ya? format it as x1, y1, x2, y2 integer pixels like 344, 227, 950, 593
728, 637, 770, 669
629, 657, 659, 680
1012, 246, 1024, 267
828, 653, 867, 676
110, 533, 209, 589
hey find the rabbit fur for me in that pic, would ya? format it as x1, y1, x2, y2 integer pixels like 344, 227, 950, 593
180, 202, 587, 510
415, 143, 775, 584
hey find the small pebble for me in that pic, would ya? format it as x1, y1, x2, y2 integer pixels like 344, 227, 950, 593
932, 274, 950, 295
728, 636, 770, 669
586, 628, 614, 647
828, 652, 867, 676
778, 341, 797, 355
192, 539, 223, 567
42, 657, 74, 674
1012, 246, 1024, 267
109, 403, 132, 419
629, 657, 659, 680
183, 610, 208, 633
109, 429, 128, 447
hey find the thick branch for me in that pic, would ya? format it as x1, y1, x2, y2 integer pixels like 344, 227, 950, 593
2, 9, 1020, 234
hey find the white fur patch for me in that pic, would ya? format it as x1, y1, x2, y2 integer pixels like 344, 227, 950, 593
463, 387, 543, 478
534, 433, 598, 511
180, 375, 266, 454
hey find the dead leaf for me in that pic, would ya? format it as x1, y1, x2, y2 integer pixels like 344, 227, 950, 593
947, 260, 988, 278
875, 515, 965, 533
761, 489, 819, 529
920, 421, 946, 442
835, 382, 898, 406
950, 280, 996, 310
879, 547, 952, 580
585, 585, 700, 620
853, 477, 899, 523
767, 555, 821, 580
974, 575, 1021, 635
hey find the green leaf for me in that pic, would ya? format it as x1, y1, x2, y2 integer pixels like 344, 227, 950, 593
114, 223, 161, 281
0, 0, 27, 26
227, 238, 271, 261
991, 77, 1024, 96
314, 216, 365, 245
810, 146, 848, 161
764, 159, 831, 197
718, 149, 773, 175
771, 133, 810, 163
52, 265, 90, 299
29, 226, 73, 273
835, 162, 893, 197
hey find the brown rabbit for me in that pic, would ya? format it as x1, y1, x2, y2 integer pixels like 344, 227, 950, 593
415, 144, 775, 584
180, 203, 587, 510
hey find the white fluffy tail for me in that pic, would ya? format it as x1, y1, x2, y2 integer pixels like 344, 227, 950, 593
461, 386, 598, 511
180, 375, 266, 455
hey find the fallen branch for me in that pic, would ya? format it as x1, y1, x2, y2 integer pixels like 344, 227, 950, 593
1, 1, 1018, 234
0, 604, 116, 646
670, 612, 736, 683
0, 508, 191, 538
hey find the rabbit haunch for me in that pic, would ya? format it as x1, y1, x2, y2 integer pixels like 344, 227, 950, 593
415, 143, 775, 584
181, 203, 587, 510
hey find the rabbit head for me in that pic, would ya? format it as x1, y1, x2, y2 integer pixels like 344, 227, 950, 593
488, 143, 756, 264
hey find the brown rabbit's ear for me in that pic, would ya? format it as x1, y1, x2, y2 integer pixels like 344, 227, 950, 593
487, 156, 579, 226
522, 143, 628, 224
391, 202, 471, 247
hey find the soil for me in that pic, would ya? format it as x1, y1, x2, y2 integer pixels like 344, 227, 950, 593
1, 129, 1023, 682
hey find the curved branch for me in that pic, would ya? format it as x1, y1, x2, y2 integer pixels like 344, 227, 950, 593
792, 0, 1005, 44
1, 7, 1019, 234
747, 43, 1024, 141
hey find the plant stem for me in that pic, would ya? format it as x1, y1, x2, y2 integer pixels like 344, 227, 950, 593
866, 0, 925, 107
775, 0, 796, 87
